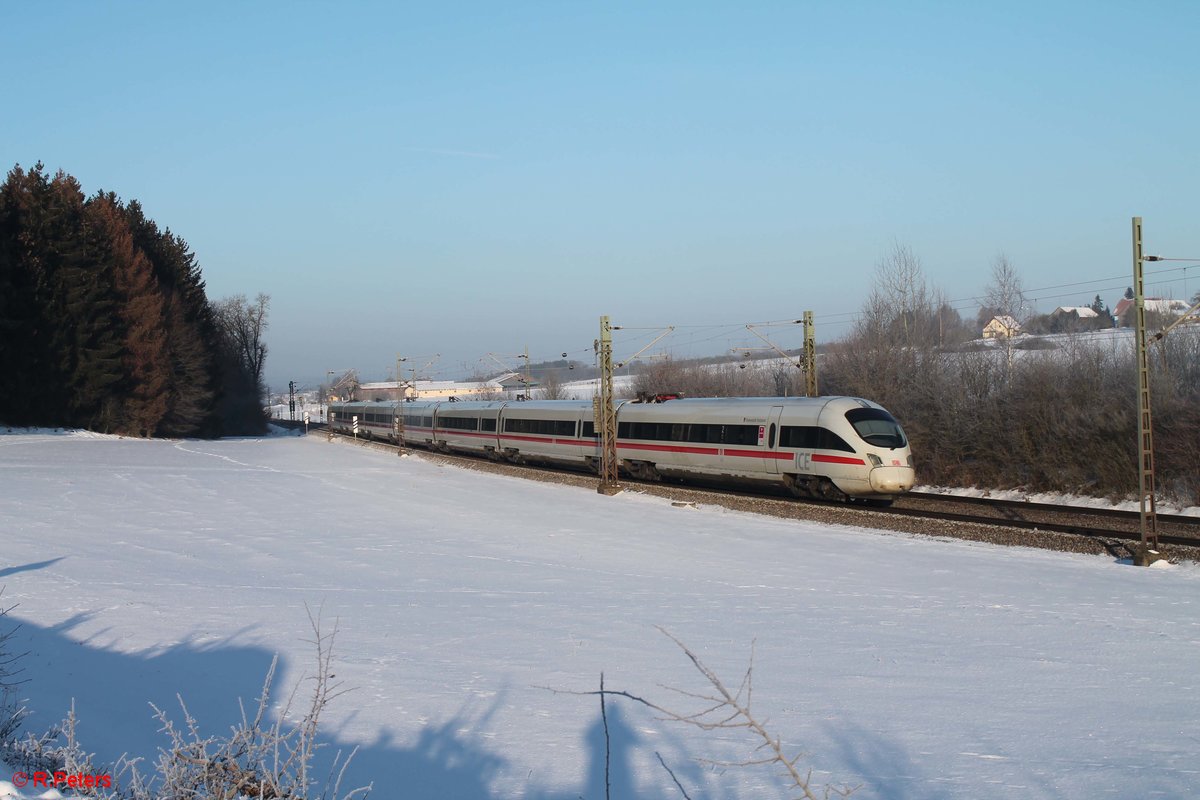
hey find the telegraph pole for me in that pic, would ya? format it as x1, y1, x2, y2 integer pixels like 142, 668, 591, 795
597, 315, 620, 495
326, 370, 335, 442
803, 311, 818, 397
524, 344, 532, 400
1132, 217, 1159, 565
394, 353, 407, 455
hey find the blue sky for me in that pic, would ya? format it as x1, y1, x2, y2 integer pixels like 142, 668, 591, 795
4, 1, 1198, 388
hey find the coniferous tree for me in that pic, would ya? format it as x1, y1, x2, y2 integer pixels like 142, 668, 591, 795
125, 201, 222, 436
86, 193, 170, 435
0, 166, 42, 425
0, 164, 64, 425
1, 163, 265, 436
50, 172, 125, 430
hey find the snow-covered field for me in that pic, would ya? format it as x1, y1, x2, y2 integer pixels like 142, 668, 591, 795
1, 429, 1198, 799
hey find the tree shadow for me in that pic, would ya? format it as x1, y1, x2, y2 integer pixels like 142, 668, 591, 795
820, 718, 954, 800
3, 612, 513, 798
3, 612, 831, 800
0, 558, 66, 580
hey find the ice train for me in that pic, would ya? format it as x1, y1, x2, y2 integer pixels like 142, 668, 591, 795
328, 395, 915, 503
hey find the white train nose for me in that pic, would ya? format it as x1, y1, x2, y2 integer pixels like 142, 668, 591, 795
869, 466, 915, 493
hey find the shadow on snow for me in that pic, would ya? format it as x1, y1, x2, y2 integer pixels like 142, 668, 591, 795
3, 612, 732, 799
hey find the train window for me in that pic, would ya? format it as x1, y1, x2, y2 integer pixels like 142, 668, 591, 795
845, 408, 907, 449
768, 423, 776, 448
684, 424, 722, 444
481, 418, 497, 432
779, 426, 855, 452
439, 416, 479, 431
620, 421, 680, 441
582, 422, 598, 438
723, 425, 759, 446
505, 418, 575, 436
817, 429, 855, 452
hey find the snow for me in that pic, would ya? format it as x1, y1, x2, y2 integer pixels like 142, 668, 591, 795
1, 430, 1199, 799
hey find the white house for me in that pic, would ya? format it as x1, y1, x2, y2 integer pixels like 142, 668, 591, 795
982, 315, 1022, 339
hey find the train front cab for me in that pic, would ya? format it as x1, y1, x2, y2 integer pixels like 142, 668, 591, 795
840, 404, 914, 495
814, 400, 915, 499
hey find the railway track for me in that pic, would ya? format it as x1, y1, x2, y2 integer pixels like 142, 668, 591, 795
885, 492, 1200, 550
323, 429, 1200, 560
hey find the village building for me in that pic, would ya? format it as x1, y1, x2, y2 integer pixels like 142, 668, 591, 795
356, 372, 539, 402
982, 315, 1022, 339
1112, 297, 1193, 325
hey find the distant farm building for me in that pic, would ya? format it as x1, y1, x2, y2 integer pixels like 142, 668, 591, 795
1113, 297, 1193, 326
983, 315, 1022, 339
1052, 306, 1099, 321
357, 372, 539, 402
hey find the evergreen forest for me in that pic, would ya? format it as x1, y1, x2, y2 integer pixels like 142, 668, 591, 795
0, 164, 266, 437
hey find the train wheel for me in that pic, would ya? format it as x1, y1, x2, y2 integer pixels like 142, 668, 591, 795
626, 460, 661, 481
855, 497, 895, 508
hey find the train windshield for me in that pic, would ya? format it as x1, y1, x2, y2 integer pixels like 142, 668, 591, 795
845, 408, 907, 449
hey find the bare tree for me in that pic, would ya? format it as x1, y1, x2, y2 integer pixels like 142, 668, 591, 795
854, 242, 946, 350
980, 253, 1027, 324
538, 368, 568, 400
213, 293, 270, 390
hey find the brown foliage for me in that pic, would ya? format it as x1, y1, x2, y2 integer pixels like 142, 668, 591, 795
87, 194, 170, 437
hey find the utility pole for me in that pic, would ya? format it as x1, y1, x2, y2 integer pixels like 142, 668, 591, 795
288, 381, 296, 421
325, 370, 335, 441
1132, 217, 1159, 565
803, 311, 818, 397
597, 315, 620, 495
524, 344, 532, 400
394, 354, 406, 455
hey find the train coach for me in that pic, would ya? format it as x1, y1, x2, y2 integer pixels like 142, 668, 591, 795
328, 396, 915, 503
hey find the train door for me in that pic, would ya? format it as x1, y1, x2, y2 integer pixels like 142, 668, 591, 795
765, 405, 784, 473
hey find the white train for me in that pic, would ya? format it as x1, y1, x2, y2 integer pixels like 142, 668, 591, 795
328, 396, 915, 503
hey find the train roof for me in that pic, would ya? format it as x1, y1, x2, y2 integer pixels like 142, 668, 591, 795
332, 396, 888, 413
624, 396, 884, 409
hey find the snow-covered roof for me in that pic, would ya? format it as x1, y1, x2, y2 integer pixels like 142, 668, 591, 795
986, 315, 1021, 329
1053, 306, 1099, 318
1113, 297, 1191, 319
360, 379, 503, 392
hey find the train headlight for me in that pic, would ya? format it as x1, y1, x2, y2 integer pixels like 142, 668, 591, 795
866, 453, 882, 467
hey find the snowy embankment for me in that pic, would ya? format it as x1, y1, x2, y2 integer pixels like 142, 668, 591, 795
0, 428, 1197, 799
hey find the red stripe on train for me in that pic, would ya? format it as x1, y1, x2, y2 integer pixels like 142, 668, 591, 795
811, 453, 866, 466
